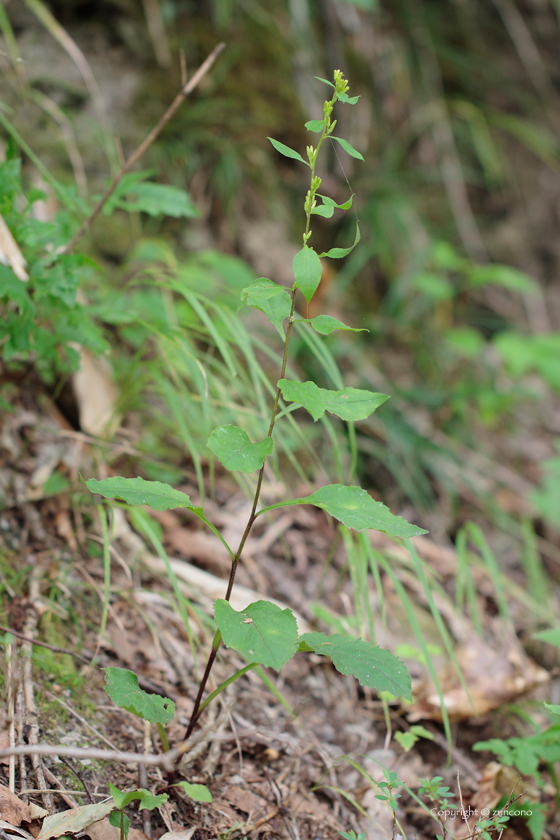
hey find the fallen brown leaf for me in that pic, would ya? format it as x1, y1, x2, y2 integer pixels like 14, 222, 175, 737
0, 784, 33, 825
86, 817, 150, 840
36, 801, 115, 840
408, 633, 549, 721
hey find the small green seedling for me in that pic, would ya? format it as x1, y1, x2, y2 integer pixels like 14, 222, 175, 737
338, 831, 367, 840
104, 667, 212, 800
394, 725, 435, 753
109, 785, 169, 840
418, 776, 456, 840
87, 70, 426, 764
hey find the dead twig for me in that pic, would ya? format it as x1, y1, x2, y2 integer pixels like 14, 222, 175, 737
0, 744, 181, 772
23, 571, 54, 811
61, 42, 225, 255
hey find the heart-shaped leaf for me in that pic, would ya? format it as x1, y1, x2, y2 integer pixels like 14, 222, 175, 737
207, 425, 273, 473
104, 667, 175, 725
215, 599, 299, 671
278, 379, 388, 422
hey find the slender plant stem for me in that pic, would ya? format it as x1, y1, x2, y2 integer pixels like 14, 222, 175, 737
157, 722, 169, 753
197, 663, 257, 717
181, 288, 298, 744
179, 81, 342, 752
60, 42, 225, 255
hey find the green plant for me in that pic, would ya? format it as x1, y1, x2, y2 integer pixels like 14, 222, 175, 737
108, 786, 169, 840
86, 71, 426, 766
418, 775, 456, 840
473, 727, 559, 840
104, 666, 212, 802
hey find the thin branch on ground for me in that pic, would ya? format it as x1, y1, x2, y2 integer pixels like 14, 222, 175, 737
61, 41, 225, 255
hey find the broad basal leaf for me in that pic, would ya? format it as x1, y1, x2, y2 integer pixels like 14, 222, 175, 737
278, 379, 388, 422
320, 222, 361, 259
299, 632, 412, 700
174, 782, 213, 803
85, 476, 201, 513
303, 314, 367, 335
293, 245, 322, 303
214, 599, 299, 671
240, 278, 292, 339
104, 667, 175, 725
259, 484, 427, 537
207, 425, 273, 473
331, 136, 364, 161
267, 137, 308, 165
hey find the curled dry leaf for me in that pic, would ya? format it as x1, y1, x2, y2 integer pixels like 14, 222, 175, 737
408, 634, 549, 721
72, 348, 120, 438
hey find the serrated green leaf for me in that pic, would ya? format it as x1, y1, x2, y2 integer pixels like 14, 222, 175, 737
331, 136, 364, 161
174, 782, 213, 803
215, 599, 299, 670
299, 632, 412, 700
267, 137, 308, 165
104, 667, 175, 724
303, 314, 367, 335
240, 277, 286, 306
323, 388, 389, 421
278, 379, 388, 422
239, 278, 292, 339
311, 204, 335, 218
305, 120, 325, 133
85, 476, 201, 513
293, 245, 322, 303
259, 484, 427, 537
320, 222, 360, 259
122, 182, 198, 218
207, 425, 273, 473
545, 702, 560, 716
278, 380, 326, 421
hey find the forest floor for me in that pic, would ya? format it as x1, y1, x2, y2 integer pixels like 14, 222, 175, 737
0, 383, 558, 840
